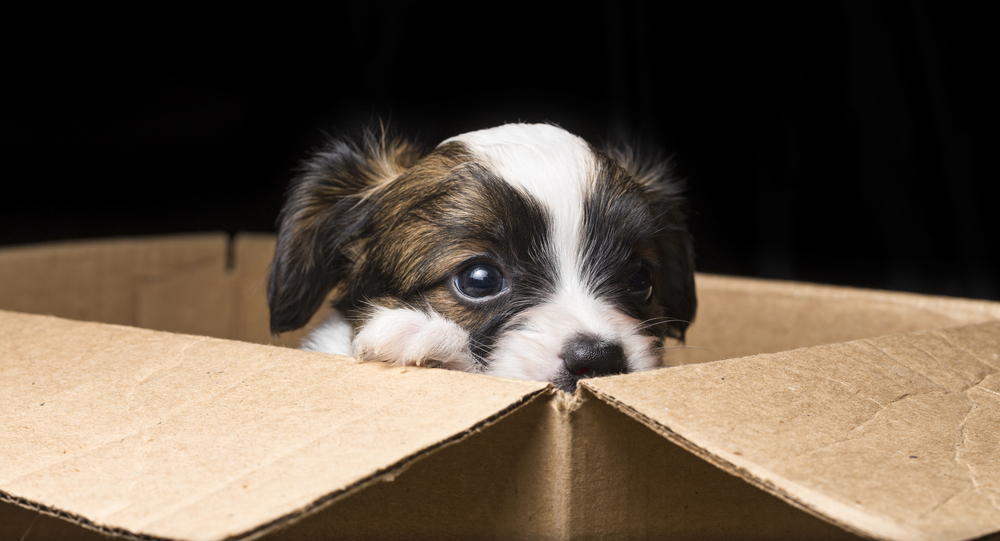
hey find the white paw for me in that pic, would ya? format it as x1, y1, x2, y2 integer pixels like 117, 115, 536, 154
352, 307, 477, 372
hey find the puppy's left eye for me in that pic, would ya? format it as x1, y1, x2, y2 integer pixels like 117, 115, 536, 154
628, 267, 653, 303
454, 263, 506, 299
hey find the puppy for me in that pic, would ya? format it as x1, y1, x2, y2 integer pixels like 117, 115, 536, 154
267, 123, 696, 392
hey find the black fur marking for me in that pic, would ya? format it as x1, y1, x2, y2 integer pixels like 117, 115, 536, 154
581, 151, 697, 342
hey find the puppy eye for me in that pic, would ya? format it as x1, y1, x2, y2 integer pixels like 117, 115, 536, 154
454, 263, 506, 299
628, 267, 653, 303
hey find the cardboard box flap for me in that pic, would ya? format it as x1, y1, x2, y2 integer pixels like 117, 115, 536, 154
0, 311, 549, 541
0, 234, 230, 329
583, 320, 1000, 541
683, 274, 1000, 363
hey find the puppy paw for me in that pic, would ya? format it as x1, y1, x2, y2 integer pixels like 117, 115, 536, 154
352, 307, 476, 371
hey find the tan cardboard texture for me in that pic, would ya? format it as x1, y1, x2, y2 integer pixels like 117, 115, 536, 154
0, 311, 549, 540
679, 274, 1000, 364
2, 234, 1000, 540
0, 233, 312, 347
0, 310, 864, 541
585, 321, 1000, 541
0, 234, 230, 331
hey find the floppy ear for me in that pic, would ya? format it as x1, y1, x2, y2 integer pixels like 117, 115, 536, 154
268, 127, 423, 334
605, 143, 698, 341
655, 228, 697, 342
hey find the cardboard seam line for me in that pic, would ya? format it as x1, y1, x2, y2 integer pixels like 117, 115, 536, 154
577, 386, 887, 541
133, 232, 255, 280
548, 388, 582, 539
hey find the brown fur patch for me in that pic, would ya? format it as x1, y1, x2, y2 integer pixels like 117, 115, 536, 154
341, 143, 558, 359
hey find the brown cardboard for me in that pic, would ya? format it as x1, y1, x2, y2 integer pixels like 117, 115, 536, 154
0, 311, 549, 540
0, 234, 316, 348
678, 274, 1000, 364
584, 321, 1000, 541
1, 234, 999, 541
0, 234, 229, 330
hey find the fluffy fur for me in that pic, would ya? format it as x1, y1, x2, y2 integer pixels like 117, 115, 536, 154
268, 123, 696, 392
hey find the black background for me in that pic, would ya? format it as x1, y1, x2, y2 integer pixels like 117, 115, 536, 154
3, 2, 997, 300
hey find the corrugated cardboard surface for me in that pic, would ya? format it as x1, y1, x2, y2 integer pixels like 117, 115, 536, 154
680, 274, 1000, 364
2, 234, 1000, 541
586, 321, 1000, 541
0, 233, 315, 348
0, 311, 548, 540
0, 234, 229, 330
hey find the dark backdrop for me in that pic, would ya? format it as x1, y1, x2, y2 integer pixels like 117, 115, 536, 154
3, 2, 997, 300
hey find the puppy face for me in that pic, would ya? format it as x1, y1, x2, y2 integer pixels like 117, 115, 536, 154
268, 124, 696, 392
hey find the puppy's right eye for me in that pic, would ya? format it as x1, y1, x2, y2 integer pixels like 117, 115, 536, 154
454, 263, 505, 299
627, 267, 653, 303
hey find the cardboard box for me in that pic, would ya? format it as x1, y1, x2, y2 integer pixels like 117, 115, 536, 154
2, 233, 999, 541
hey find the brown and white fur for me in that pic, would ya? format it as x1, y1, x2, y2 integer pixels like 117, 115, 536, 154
267, 123, 696, 393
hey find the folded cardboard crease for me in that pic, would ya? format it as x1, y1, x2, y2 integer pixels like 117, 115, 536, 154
2, 233, 999, 541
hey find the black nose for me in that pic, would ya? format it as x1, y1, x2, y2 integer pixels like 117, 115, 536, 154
561, 334, 626, 377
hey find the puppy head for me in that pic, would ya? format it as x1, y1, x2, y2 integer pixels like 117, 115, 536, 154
268, 123, 696, 392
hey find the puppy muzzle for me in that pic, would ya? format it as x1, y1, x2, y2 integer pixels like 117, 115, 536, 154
558, 333, 627, 392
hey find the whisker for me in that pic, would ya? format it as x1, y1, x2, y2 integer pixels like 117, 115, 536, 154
468, 338, 497, 354
629, 317, 691, 333
635, 317, 671, 330
469, 350, 491, 371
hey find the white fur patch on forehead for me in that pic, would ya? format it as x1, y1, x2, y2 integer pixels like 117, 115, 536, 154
443, 124, 596, 285
442, 123, 595, 196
